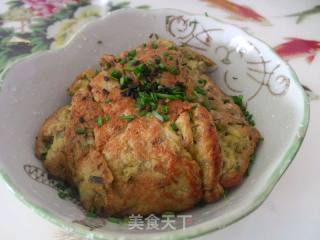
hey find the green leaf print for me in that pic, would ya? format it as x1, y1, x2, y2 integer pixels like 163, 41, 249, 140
6, 0, 24, 10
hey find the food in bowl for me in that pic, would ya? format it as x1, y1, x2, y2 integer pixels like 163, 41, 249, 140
35, 39, 261, 217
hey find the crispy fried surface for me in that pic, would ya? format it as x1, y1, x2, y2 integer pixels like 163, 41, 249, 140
35, 39, 261, 216
35, 106, 70, 181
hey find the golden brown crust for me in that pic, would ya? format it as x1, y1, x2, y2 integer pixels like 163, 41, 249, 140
35, 39, 261, 216
98, 117, 203, 216
203, 78, 261, 188
219, 125, 261, 187
192, 106, 224, 202
35, 106, 70, 181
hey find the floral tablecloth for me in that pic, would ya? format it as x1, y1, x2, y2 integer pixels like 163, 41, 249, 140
0, 0, 319, 239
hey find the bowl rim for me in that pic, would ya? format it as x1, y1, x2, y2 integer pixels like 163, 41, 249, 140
0, 7, 310, 240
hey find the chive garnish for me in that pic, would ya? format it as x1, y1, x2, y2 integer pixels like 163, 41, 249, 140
127, 49, 136, 59
134, 64, 149, 79
202, 96, 210, 110
156, 93, 183, 100
151, 41, 158, 49
120, 114, 136, 122
75, 128, 86, 135
119, 58, 126, 65
158, 63, 166, 72
167, 66, 179, 75
96, 116, 104, 126
198, 79, 207, 85
120, 76, 131, 87
161, 105, 169, 114
111, 70, 122, 80
128, 59, 139, 66
163, 52, 169, 57
193, 86, 206, 95
170, 122, 178, 131
231, 95, 255, 126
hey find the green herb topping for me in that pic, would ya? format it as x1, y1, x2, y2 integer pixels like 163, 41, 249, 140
202, 96, 210, 110
167, 66, 179, 75
198, 79, 207, 85
75, 128, 86, 135
193, 86, 206, 95
170, 122, 178, 131
127, 49, 137, 59
120, 114, 136, 122
120, 76, 131, 88
231, 95, 255, 126
111, 70, 122, 80
96, 116, 104, 126
151, 41, 158, 49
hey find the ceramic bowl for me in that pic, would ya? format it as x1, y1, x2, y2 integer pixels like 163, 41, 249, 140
0, 8, 309, 240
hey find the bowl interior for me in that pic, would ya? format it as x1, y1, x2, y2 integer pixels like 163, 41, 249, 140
0, 8, 308, 239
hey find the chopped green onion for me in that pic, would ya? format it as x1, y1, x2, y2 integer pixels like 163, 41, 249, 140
75, 128, 86, 135
111, 70, 122, 80
202, 96, 210, 110
198, 79, 207, 85
161, 105, 169, 114
167, 66, 180, 75
163, 52, 169, 57
127, 49, 136, 59
193, 86, 206, 95
120, 114, 136, 122
170, 122, 178, 131
231, 95, 255, 126
151, 41, 158, 49
134, 64, 149, 78
128, 59, 139, 66
156, 93, 183, 100
119, 58, 126, 65
96, 116, 104, 126
158, 63, 166, 72
120, 76, 131, 87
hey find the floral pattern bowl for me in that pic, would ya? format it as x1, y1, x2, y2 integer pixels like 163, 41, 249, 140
0, 8, 309, 240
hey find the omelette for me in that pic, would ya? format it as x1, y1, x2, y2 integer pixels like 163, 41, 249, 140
35, 39, 261, 217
